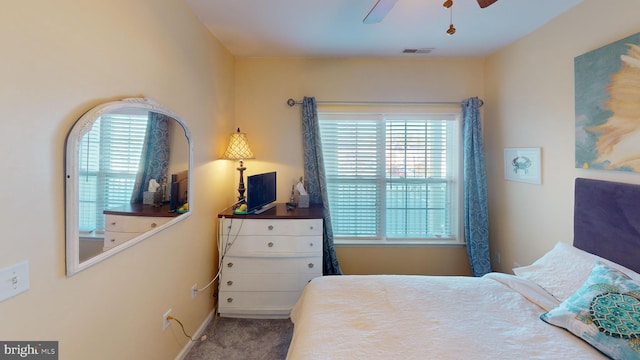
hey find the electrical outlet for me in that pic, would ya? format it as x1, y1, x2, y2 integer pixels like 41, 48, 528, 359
163, 309, 172, 330
191, 284, 198, 299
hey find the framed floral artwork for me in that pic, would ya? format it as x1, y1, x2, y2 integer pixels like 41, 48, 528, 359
575, 31, 640, 172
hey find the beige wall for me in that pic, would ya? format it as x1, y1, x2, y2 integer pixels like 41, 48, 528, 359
484, 0, 640, 273
0, 1, 235, 359
235, 57, 483, 275
6, 1, 637, 357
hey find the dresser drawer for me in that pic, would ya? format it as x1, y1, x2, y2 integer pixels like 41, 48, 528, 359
105, 215, 171, 233
218, 291, 303, 315
222, 256, 322, 274
221, 218, 322, 237
223, 235, 321, 257
103, 231, 139, 249
219, 273, 318, 292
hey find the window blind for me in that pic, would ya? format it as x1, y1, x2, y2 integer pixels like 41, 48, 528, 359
319, 112, 460, 243
78, 114, 148, 233
386, 119, 450, 238
320, 117, 383, 238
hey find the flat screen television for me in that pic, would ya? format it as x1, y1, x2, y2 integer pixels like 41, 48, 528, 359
246, 171, 277, 214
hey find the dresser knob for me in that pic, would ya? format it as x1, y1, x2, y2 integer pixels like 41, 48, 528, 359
109, 238, 115, 243
309, 242, 314, 247
268, 242, 274, 248
111, 222, 116, 226
150, 223, 157, 228
308, 263, 314, 268
227, 262, 233, 268
268, 225, 274, 230
227, 280, 233, 286
227, 298, 233, 303
310, 226, 314, 230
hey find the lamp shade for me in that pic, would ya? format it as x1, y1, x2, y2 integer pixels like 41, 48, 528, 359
222, 128, 255, 160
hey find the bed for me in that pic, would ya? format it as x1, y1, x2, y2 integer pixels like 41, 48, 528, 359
286, 178, 640, 360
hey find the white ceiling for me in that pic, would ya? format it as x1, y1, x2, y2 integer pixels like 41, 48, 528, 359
184, 0, 583, 58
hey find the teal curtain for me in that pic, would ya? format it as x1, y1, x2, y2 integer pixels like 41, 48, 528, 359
302, 97, 342, 275
462, 97, 491, 276
131, 112, 171, 204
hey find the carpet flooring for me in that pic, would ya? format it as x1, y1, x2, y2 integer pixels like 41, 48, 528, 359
184, 316, 294, 360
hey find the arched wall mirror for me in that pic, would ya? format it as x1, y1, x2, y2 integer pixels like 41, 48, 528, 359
65, 98, 192, 276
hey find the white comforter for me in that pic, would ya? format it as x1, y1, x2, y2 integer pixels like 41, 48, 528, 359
287, 274, 606, 359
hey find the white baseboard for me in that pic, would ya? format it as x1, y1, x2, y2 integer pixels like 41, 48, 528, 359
174, 308, 216, 360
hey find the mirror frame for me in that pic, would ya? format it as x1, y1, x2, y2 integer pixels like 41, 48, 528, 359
65, 98, 193, 276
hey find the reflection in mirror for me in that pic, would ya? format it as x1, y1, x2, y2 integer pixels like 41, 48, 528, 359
65, 98, 192, 276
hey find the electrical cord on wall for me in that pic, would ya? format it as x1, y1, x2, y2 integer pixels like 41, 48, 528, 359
219, 216, 245, 260
193, 266, 222, 294
199, 308, 222, 340
166, 315, 208, 342
166, 203, 245, 345
192, 208, 245, 296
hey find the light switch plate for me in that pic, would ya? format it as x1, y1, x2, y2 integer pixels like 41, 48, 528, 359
0, 261, 29, 302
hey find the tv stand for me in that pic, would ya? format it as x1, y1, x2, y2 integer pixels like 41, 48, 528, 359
253, 203, 276, 214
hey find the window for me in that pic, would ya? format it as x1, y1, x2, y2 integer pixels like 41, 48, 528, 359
318, 109, 462, 245
78, 114, 148, 234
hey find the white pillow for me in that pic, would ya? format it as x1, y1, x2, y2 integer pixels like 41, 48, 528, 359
512, 242, 640, 302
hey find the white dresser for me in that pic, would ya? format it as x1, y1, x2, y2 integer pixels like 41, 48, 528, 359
218, 204, 324, 318
103, 204, 177, 251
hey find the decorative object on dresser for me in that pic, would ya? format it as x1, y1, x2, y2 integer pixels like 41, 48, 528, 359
217, 204, 324, 318
65, 97, 192, 276
294, 176, 309, 208
221, 128, 255, 202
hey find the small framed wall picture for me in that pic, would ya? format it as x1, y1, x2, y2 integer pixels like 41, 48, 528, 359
504, 147, 542, 184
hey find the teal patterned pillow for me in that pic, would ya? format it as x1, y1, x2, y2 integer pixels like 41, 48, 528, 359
541, 261, 640, 359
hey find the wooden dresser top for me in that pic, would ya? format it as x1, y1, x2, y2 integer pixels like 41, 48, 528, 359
218, 203, 324, 219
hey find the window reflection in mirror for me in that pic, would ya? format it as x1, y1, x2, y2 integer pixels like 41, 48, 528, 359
66, 98, 192, 276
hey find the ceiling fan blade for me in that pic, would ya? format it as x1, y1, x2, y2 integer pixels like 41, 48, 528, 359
363, 0, 399, 24
477, 0, 498, 8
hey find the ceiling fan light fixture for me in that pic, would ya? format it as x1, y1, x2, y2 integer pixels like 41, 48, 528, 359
445, 0, 455, 35
446, 24, 456, 35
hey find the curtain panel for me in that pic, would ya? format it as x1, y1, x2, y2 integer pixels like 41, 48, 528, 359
302, 97, 342, 275
131, 112, 171, 204
462, 97, 491, 276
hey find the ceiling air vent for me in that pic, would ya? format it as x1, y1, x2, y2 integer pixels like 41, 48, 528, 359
402, 48, 434, 54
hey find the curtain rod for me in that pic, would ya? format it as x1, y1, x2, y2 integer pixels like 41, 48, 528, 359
286, 98, 483, 107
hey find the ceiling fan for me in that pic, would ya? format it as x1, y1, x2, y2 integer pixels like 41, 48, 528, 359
363, 0, 498, 24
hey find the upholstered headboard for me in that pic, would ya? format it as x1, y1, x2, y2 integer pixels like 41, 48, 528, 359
574, 177, 640, 274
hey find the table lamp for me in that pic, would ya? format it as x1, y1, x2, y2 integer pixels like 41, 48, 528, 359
222, 128, 255, 202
